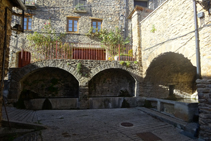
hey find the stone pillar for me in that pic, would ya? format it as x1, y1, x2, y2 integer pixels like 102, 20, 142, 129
131, 10, 142, 63
196, 79, 211, 140
79, 86, 89, 109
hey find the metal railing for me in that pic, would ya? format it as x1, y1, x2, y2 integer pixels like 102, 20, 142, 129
29, 42, 136, 63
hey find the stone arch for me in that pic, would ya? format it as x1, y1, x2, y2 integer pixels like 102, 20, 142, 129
143, 52, 196, 98
12, 60, 81, 83
20, 67, 79, 99
143, 48, 196, 76
88, 62, 141, 83
88, 68, 136, 97
9, 60, 81, 99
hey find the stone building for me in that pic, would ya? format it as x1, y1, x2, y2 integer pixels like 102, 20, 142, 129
8, 0, 159, 110
9, 0, 150, 67
0, 0, 26, 125
128, 0, 211, 139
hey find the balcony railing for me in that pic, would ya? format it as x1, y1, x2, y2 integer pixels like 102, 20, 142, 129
29, 42, 136, 63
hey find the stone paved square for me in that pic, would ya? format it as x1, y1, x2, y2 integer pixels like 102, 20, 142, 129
35, 108, 195, 141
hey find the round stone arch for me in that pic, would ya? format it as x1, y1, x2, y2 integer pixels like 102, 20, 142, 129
19, 67, 79, 99
143, 52, 197, 98
88, 68, 139, 97
143, 49, 196, 77
9, 60, 81, 99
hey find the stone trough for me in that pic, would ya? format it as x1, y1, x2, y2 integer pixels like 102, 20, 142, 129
144, 98, 198, 122
23, 97, 137, 110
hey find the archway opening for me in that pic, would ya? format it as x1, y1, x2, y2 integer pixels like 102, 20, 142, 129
20, 67, 79, 98
89, 69, 135, 97
42, 98, 52, 110
143, 52, 196, 99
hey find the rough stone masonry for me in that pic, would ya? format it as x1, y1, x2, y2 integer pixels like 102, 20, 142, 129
0, 0, 13, 126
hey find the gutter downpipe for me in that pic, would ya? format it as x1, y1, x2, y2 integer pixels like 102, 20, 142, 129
193, 0, 201, 79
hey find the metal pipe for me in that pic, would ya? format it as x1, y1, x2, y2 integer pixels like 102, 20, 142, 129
193, 0, 201, 79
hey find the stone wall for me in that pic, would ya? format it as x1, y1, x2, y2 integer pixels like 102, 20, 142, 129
197, 79, 211, 140
0, 0, 13, 126
8, 59, 143, 109
9, 0, 135, 68
137, 0, 211, 139
140, 0, 211, 78
143, 52, 196, 98
89, 69, 135, 97
22, 67, 79, 98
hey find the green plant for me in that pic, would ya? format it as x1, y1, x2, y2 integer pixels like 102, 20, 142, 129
86, 27, 130, 57
150, 25, 156, 33
119, 61, 125, 65
27, 20, 66, 61
128, 49, 133, 57
126, 61, 130, 67
77, 63, 82, 74
134, 61, 138, 64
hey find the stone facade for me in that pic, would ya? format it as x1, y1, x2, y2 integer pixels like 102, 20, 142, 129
128, 0, 211, 139
0, 0, 26, 126
8, 59, 142, 109
140, 0, 211, 78
9, 0, 137, 68
197, 79, 211, 140
128, 0, 211, 99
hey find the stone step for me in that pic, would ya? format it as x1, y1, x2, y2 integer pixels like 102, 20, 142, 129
19, 110, 34, 122
11, 110, 31, 121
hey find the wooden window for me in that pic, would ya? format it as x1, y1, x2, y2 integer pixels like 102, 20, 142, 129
24, 16, 32, 30
67, 18, 79, 33
92, 20, 102, 32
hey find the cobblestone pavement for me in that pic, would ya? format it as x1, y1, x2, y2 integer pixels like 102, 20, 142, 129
35, 108, 195, 141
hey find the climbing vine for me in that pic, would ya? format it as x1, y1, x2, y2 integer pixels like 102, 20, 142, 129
26, 20, 68, 61
86, 27, 130, 57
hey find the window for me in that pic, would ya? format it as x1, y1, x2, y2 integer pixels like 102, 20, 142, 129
67, 18, 79, 33
24, 16, 32, 30
92, 20, 102, 32
134, 0, 148, 7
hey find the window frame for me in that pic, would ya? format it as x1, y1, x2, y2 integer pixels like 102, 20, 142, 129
24, 15, 32, 31
67, 17, 79, 33
91, 19, 102, 32
134, 0, 148, 7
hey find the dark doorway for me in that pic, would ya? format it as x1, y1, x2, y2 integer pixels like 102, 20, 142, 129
42, 98, 52, 110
